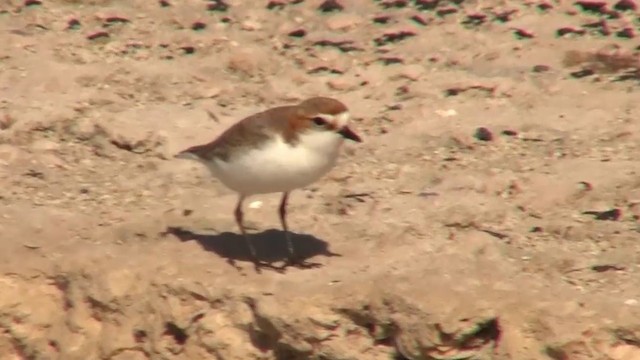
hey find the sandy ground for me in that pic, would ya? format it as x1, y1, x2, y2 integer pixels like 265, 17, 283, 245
1, 0, 640, 359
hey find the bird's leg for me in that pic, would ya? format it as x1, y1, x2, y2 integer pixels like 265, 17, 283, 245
278, 192, 322, 270
278, 192, 296, 263
235, 195, 285, 274
235, 195, 260, 268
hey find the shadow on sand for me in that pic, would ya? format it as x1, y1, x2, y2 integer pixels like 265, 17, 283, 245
163, 226, 341, 273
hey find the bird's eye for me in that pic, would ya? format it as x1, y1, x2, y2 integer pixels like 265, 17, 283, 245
312, 117, 326, 126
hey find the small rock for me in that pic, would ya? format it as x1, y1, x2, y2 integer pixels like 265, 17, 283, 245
474, 127, 493, 141
538, 2, 553, 11
241, 20, 262, 31
87, 31, 109, 41
318, 0, 344, 12
557, 27, 586, 37
67, 18, 81, 30
410, 14, 429, 26
614, 0, 636, 11
513, 28, 534, 39
575, 0, 608, 13
191, 21, 206, 31
616, 27, 635, 38
532, 64, 551, 73
326, 13, 362, 31
493, 9, 518, 22
102, 15, 130, 26
207, 0, 229, 12
570, 69, 595, 78
437, 7, 458, 16
381, 0, 409, 8
462, 13, 487, 27
267, 0, 286, 10
288, 28, 306, 37
373, 15, 391, 24
379, 56, 404, 65
180, 45, 196, 55
577, 181, 593, 191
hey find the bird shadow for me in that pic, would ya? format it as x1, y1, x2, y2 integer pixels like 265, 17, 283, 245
162, 226, 341, 274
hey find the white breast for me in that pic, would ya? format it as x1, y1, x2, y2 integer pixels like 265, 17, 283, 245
207, 130, 344, 195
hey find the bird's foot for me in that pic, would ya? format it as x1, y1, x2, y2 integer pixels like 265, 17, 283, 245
281, 256, 322, 270
249, 257, 286, 274
228, 256, 285, 274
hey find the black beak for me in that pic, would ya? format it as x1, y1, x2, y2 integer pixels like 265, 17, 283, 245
338, 125, 362, 143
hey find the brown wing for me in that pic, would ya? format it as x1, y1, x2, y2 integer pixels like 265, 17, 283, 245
177, 106, 297, 162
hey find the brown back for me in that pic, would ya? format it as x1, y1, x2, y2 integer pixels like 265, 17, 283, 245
178, 105, 300, 162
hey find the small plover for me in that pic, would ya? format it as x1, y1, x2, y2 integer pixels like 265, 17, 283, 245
176, 97, 362, 270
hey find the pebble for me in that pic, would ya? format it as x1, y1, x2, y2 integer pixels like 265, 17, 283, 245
241, 20, 262, 31
617, 27, 635, 38
514, 28, 535, 39
614, 0, 637, 11
318, 0, 344, 12
288, 29, 306, 38
474, 127, 494, 142
410, 14, 429, 26
86, 31, 109, 41
191, 21, 206, 31
532, 65, 551, 73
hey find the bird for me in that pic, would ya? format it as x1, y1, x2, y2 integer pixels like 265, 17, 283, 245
175, 96, 362, 271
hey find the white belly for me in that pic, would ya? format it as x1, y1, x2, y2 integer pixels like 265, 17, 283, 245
207, 132, 344, 195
